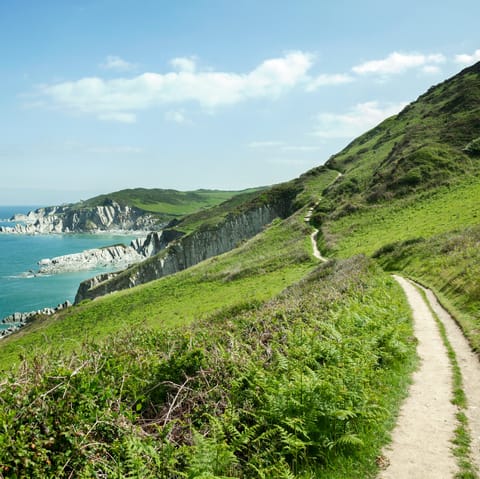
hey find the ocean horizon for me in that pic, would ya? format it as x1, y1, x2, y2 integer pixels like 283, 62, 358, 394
0, 205, 138, 328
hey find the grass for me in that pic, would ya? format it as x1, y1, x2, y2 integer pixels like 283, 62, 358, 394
322, 176, 480, 258
75, 187, 265, 217
0, 256, 416, 478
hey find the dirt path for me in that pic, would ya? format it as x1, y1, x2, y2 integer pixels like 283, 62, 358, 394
420, 285, 480, 474
378, 276, 480, 478
309, 229, 326, 261
304, 204, 327, 262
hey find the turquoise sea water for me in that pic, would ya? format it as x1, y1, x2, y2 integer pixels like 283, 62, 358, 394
0, 206, 138, 328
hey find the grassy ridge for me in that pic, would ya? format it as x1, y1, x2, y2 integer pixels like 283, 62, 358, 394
76, 187, 264, 217
0, 257, 415, 478
324, 62, 480, 210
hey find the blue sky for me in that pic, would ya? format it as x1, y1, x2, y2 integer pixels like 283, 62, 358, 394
1, 0, 479, 205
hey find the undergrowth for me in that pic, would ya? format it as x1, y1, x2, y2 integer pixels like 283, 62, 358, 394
0, 257, 415, 478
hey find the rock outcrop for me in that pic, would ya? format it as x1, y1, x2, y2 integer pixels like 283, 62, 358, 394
75, 204, 281, 303
0, 199, 158, 234
0, 300, 72, 339
37, 230, 184, 274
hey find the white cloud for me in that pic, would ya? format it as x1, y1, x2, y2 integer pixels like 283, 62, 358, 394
422, 65, 441, 74
313, 101, 407, 139
170, 57, 196, 73
265, 158, 312, 166
306, 73, 354, 91
98, 112, 137, 123
352, 52, 445, 75
281, 145, 322, 152
40, 51, 313, 122
100, 55, 137, 72
454, 49, 480, 65
247, 141, 321, 152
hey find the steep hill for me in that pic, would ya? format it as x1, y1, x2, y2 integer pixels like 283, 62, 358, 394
323, 61, 480, 211
0, 62, 479, 478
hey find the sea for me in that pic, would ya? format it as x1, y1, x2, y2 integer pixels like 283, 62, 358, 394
0, 206, 138, 330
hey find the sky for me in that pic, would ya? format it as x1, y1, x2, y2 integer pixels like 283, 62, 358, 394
0, 0, 479, 205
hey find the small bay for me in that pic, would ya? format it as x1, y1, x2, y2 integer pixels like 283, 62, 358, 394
0, 206, 138, 327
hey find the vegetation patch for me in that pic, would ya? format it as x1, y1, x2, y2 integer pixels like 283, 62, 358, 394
0, 257, 415, 478
321, 177, 480, 258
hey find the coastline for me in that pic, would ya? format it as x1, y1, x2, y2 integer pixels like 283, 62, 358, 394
0, 300, 72, 340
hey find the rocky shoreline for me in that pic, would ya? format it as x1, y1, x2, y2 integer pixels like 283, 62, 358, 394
0, 300, 72, 340
35, 230, 184, 275
0, 200, 159, 234
0, 229, 185, 339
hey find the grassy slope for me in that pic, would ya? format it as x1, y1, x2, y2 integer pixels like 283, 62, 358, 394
76, 187, 264, 217
0, 257, 415, 479
324, 62, 480, 210
0, 167, 340, 367
0, 214, 315, 369
315, 63, 480, 358
322, 176, 480, 258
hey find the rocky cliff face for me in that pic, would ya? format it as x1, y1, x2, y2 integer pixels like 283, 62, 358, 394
0, 200, 158, 234
75, 204, 280, 303
38, 230, 184, 274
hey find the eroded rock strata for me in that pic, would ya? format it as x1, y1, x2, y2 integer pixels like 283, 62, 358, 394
75, 204, 280, 303
0, 200, 157, 234
37, 230, 184, 274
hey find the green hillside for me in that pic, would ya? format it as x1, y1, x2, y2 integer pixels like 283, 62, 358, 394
75, 187, 265, 218
324, 61, 480, 210
1, 62, 479, 477
312, 61, 480, 356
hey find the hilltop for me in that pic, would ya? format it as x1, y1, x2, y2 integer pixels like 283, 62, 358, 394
323, 60, 480, 210
1, 187, 264, 234
75, 187, 265, 218
0, 62, 479, 478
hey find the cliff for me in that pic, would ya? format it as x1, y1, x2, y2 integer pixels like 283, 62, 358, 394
75, 204, 280, 303
38, 230, 183, 274
1, 199, 158, 234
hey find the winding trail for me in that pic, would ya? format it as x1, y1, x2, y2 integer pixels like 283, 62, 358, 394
303, 172, 480, 477
378, 276, 480, 478
304, 169, 343, 263
304, 202, 327, 262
